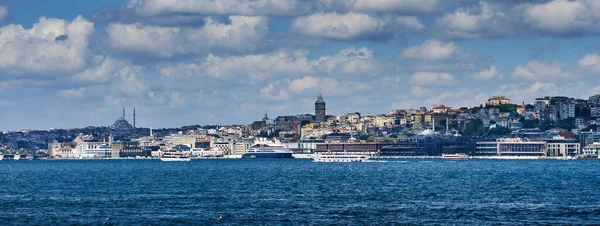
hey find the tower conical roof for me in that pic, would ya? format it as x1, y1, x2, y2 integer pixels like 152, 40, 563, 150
316, 90, 325, 103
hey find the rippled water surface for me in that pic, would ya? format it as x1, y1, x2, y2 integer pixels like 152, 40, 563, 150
1, 159, 599, 225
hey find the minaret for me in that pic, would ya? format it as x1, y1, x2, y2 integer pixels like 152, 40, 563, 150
315, 88, 326, 122
133, 107, 136, 128
122, 107, 125, 119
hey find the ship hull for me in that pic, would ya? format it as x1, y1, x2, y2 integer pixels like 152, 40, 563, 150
442, 157, 467, 160
160, 157, 191, 162
241, 152, 293, 159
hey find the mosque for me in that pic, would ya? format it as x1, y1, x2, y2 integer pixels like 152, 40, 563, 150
111, 107, 135, 136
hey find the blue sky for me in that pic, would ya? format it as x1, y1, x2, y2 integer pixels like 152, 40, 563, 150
1, 0, 600, 130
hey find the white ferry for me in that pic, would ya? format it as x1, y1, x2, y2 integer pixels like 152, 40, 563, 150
441, 153, 468, 160
313, 154, 370, 162
160, 151, 191, 162
0, 154, 3, 161
14, 154, 20, 161
160, 145, 191, 162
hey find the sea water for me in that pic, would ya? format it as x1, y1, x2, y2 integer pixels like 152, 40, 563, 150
0, 159, 599, 225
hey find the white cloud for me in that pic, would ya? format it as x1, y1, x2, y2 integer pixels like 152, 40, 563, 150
0, 6, 8, 21
523, 0, 586, 34
522, 0, 600, 35
0, 16, 94, 74
260, 82, 291, 100
199, 50, 313, 82
314, 47, 378, 75
511, 61, 570, 80
288, 76, 371, 95
410, 86, 429, 97
578, 53, 600, 72
498, 82, 559, 103
106, 16, 268, 57
436, 2, 509, 39
74, 57, 127, 82
159, 47, 379, 84
409, 72, 456, 86
333, 0, 439, 13
125, 0, 310, 16
59, 87, 87, 99
292, 12, 423, 40
473, 66, 503, 81
401, 40, 459, 61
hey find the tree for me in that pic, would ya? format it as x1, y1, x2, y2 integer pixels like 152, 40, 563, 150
555, 118, 575, 130
463, 119, 486, 137
521, 119, 539, 129
488, 126, 511, 135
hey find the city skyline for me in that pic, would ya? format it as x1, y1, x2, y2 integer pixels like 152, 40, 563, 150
2, 0, 600, 130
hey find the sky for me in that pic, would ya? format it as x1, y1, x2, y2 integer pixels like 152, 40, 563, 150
1, 0, 600, 130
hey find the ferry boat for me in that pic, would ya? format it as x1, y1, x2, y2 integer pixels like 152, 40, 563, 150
160, 151, 191, 161
13, 154, 20, 161
0, 154, 3, 161
241, 138, 293, 159
442, 153, 468, 160
313, 154, 370, 162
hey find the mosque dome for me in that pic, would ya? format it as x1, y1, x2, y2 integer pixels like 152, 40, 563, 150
112, 117, 133, 131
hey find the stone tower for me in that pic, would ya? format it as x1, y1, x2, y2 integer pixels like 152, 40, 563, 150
315, 90, 326, 122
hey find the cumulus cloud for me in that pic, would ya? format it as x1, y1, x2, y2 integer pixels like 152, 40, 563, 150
435, 0, 600, 38
579, 53, 600, 72
159, 47, 379, 83
511, 61, 570, 80
522, 0, 600, 35
124, 0, 310, 16
0, 16, 94, 75
472, 66, 503, 81
436, 2, 511, 39
292, 13, 423, 40
409, 72, 456, 86
329, 0, 439, 13
288, 76, 371, 95
0, 6, 8, 21
106, 16, 268, 58
401, 40, 459, 61
314, 47, 378, 75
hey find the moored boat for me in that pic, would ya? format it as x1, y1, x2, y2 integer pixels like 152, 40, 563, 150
442, 153, 468, 160
241, 138, 293, 159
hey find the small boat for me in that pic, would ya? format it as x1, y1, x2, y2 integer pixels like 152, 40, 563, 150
313, 154, 370, 162
442, 153, 468, 160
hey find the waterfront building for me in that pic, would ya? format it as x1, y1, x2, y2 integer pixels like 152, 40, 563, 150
475, 138, 546, 157
315, 143, 384, 155
48, 141, 75, 158
111, 141, 148, 158
284, 141, 319, 154
213, 140, 232, 155
577, 132, 600, 150
544, 136, 580, 157
381, 136, 474, 156
74, 142, 112, 158
315, 91, 326, 122
582, 142, 600, 156
232, 141, 251, 155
